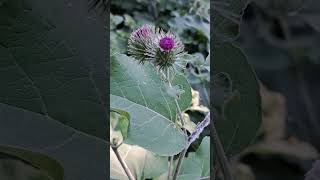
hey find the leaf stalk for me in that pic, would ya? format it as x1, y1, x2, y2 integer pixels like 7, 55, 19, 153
111, 146, 135, 180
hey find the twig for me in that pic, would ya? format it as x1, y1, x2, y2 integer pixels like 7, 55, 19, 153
111, 146, 135, 180
173, 113, 211, 180
188, 112, 210, 145
168, 156, 174, 180
199, 176, 210, 180
172, 147, 188, 180
211, 122, 234, 180
171, 99, 188, 180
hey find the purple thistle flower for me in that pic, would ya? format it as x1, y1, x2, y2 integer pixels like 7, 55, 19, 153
146, 30, 185, 70
127, 24, 185, 70
132, 24, 153, 39
159, 37, 175, 51
127, 24, 155, 63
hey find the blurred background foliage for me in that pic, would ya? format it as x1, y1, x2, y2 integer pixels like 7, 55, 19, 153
0, 153, 52, 180
235, 0, 320, 179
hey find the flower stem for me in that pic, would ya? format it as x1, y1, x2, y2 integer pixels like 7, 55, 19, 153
165, 68, 188, 180
111, 146, 135, 180
172, 99, 188, 180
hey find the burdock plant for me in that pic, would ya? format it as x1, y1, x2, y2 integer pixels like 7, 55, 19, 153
127, 25, 210, 180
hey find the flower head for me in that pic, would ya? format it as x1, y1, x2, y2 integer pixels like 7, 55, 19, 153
147, 29, 185, 70
127, 24, 155, 63
127, 24, 185, 70
132, 24, 153, 40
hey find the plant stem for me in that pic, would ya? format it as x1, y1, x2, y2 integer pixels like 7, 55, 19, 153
173, 112, 211, 180
165, 68, 188, 180
166, 69, 187, 135
172, 147, 188, 180
174, 99, 188, 134
111, 146, 135, 180
172, 99, 188, 180
168, 156, 174, 180
211, 122, 234, 180
199, 176, 210, 180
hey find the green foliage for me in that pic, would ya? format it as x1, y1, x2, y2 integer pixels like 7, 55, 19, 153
0, 146, 64, 180
110, 110, 130, 147
111, 143, 168, 180
0, 0, 264, 179
111, 0, 262, 179
0, 102, 109, 180
0, 0, 107, 179
178, 137, 210, 179
110, 53, 191, 155
213, 43, 261, 156
0, 0, 107, 139
213, 0, 251, 42
237, 0, 320, 70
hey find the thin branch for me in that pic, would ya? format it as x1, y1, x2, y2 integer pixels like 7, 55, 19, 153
199, 176, 210, 180
168, 156, 174, 180
172, 147, 188, 180
211, 121, 234, 180
188, 112, 210, 145
173, 113, 211, 180
111, 146, 135, 180
212, 163, 219, 180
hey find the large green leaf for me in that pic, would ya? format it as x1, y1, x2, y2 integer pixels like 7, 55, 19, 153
0, 103, 108, 180
213, 0, 251, 42
0, 0, 107, 140
0, 145, 63, 180
111, 54, 191, 121
0, 155, 54, 180
0, 1, 107, 179
213, 43, 261, 156
111, 95, 186, 156
110, 143, 167, 180
110, 54, 192, 155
